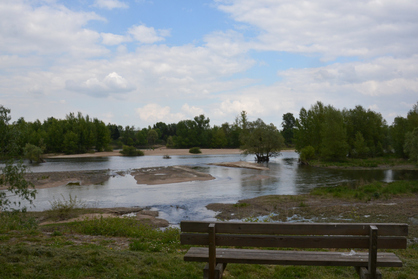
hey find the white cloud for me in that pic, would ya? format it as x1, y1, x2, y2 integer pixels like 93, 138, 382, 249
216, 0, 418, 59
92, 0, 128, 10
101, 33, 131, 45
66, 72, 135, 97
0, 0, 106, 57
181, 104, 204, 117
128, 25, 169, 44
136, 104, 184, 123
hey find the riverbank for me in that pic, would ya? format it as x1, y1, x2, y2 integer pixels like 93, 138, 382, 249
1, 189, 417, 278
44, 147, 243, 158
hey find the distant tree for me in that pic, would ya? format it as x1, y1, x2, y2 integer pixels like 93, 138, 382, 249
390, 116, 409, 158
147, 129, 158, 147
281, 112, 296, 146
294, 102, 326, 155
404, 128, 418, 163
320, 106, 349, 161
240, 118, 284, 163
119, 145, 144, 156
211, 126, 227, 148
352, 132, 369, 159
166, 136, 174, 148
24, 143, 44, 163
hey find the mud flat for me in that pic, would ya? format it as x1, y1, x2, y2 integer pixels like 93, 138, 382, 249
3, 166, 214, 190
210, 161, 269, 170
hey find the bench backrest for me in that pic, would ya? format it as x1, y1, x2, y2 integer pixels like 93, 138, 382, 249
180, 221, 408, 249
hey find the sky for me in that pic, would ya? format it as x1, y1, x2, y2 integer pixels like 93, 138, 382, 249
1, 0, 417, 129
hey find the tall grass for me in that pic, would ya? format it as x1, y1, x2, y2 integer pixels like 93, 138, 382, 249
311, 180, 418, 200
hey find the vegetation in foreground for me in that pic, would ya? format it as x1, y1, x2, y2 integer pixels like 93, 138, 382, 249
1, 180, 418, 278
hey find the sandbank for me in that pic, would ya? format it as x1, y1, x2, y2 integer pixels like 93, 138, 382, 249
44, 147, 242, 159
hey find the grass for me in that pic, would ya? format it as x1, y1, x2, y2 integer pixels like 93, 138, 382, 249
311, 180, 418, 200
309, 156, 414, 168
1, 187, 418, 278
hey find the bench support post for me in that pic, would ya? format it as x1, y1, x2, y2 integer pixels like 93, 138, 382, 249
204, 263, 227, 279
208, 223, 216, 279
369, 225, 378, 279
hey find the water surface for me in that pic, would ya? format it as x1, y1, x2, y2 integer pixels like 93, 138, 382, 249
4, 152, 418, 224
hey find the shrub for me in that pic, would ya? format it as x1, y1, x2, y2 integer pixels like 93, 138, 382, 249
189, 147, 202, 154
119, 145, 144, 156
299, 145, 315, 163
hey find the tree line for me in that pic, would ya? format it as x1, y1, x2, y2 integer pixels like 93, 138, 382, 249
294, 101, 418, 163
1, 101, 417, 163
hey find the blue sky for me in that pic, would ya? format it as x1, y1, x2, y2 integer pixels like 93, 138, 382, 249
1, 0, 417, 128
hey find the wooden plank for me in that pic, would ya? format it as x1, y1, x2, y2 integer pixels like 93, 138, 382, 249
369, 226, 378, 279
180, 233, 407, 249
180, 221, 408, 236
184, 247, 403, 267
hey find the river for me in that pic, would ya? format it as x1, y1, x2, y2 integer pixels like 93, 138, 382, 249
4, 151, 418, 224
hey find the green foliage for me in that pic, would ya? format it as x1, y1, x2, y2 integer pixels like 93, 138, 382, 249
189, 147, 201, 154
352, 132, 370, 158
320, 106, 349, 161
240, 118, 284, 162
299, 145, 315, 163
404, 127, 418, 163
0, 106, 37, 211
47, 194, 86, 220
311, 180, 418, 200
23, 143, 43, 163
147, 129, 158, 146
166, 136, 174, 148
0, 211, 38, 233
119, 145, 144, 156
281, 112, 296, 146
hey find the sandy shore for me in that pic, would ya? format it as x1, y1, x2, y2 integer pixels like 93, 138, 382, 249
45, 147, 242, 159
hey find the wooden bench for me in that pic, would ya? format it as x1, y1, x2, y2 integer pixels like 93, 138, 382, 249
180, 221, 408, 279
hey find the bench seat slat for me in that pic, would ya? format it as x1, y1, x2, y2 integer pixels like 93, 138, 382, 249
180, 221, 408, 236
184, 247, 403, 267
181, 233, 407, 249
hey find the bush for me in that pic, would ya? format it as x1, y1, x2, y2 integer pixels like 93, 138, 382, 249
119, 145, 144, 156
189, 147, 202, 154
299, 145, 315, 163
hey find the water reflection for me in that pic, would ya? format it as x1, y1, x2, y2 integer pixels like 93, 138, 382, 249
3, 152, 418, 224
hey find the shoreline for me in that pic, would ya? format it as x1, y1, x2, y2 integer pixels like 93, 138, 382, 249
44, 148, 244, 158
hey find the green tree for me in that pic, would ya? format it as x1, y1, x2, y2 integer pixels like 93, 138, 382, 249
240, 118, 284, 162
147, 129, 159, 147
23, 143, 44, 163
404, 128, 418, 163
390, 116, 408, 158
0, 105, 36, 211
294, 102, 326, 155
352, 132, 370, 159
211, 126, 227, 148
281, 112, 296, 146
320, 106, 349, 161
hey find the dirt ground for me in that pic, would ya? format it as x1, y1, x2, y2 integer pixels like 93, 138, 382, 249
37, 207, 169, 228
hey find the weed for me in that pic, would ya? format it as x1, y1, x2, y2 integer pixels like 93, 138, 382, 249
46, 194, 86, 220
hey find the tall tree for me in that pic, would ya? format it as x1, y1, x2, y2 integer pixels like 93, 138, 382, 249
281, 112, 296, 146
240, 118, 284, 162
